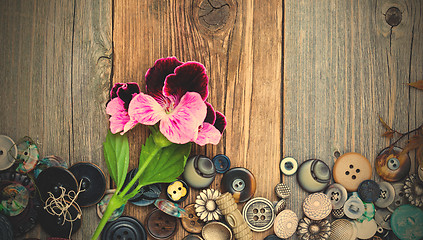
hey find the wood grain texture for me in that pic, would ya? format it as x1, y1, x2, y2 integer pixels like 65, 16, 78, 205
113, 0, 282, 239
284, 1, 423, 239
0, 0, 112, 239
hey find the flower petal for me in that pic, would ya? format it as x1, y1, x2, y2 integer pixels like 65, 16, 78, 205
106, 98, 126, 116
109, 112, 130, 134
128, 93, 166, 125
122, 118, 139, 134
204, 102, 216, 124
145, 57, 183, 98
164, 62, 209, 101
195, 123, 222, 146
117, 82, 140, 110
214, 111, 227, 133
160, 92, 207, 144
110, 83, 124, 99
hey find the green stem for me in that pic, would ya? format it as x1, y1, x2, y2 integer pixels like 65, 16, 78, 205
91, 193, 127, 240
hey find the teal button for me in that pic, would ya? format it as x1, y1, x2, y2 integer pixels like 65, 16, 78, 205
391, 204, 423, 240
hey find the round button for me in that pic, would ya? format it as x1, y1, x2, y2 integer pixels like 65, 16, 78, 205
358, 180, 381, 203
357, 202, 375, 222
388, 183, 409, 212
375, 181, 395, 209
183, 234, 204, 240
274, 199, 286, 215
297, 217, 331, 240
332, 207, 345, 218
242, 197, 275, 232
202, 221, 232, 240
374, 208, 392, 230
303, 193, 332, 220
0, 135, 17, 171
0, 214, 13, 240
69, 162, 106, 207
195, 189, 222, 222
418, 166, 423, 182
274, 183, 291, 199
16, 140, 39, 173
102, 216, 147, 240
183, 155, 216, 189
333, 152, 372, 192
131, 183, 162, 207
33, 156, 68, 178
297, 159, 330, 193
330, 219, 357, 240
280, 157, 298, 175
181, 204, 205, 234
39, 202, 81, 238
354, 219, 377, 239
212, 154, 231, 174
344, 193, 365, 219
167, 180, 189, 203
326, 183, 348, 209
403, 174, 423, 208
221, 168, 256, 203
35, 166, 78, 201
264, 234, 283, 240
391, 204, 423, 240
0, 183, 29, 216
97, 189, 125, 221
146, 208, 178, 239
376, 147, 411, 182
274, 210, 298, 239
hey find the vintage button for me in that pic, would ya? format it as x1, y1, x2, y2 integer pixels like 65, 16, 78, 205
16, 140, 39, 173
332, 207, 345, 218
154, 199, 188, 218
195, 189, 221, 222
375, 181, 395, 209
329, 219, 357, 240
376, 147, 411, 182
280, 157, 298, 175
0, 135, 17, 171
167, 180, 188, 203
0, 214, 13, 240
183, 155, 216, 189
418, 166, 423, 182
146, 208, 178, 239
374, 225, 390, 239
326, 183, 348, 209
0, 183, 29, 216
221, 167, 256, 203
182, 234, 204, 240
181, 204, 205, 234
274, 209, 298, 238
201, 221, 233, 240
343, 193, 365, 219
130, 183, 162, 207
354, 219, 377, 239
387, 183, 409, 212
242, 197, 274, 232
274, 199, 286, 215
297, 159, 331, 193
403, 174, 423, 208
333, 152, 372, 192
303, 193, 332, 220
274, 182, 291, 199
97, 189, 125, 221
297, 217, 331, 240
39, 202, 81, 238
122, 168, 142, 201
35, 167, 78, 201
102, 216, 147, 240
264, 234, 283, 240
212, 154, 231, 174
69, 162, 106, 207
374, 208, 392, 230
391, 204, 423, 240
357, 202, 375, 222
358, 180, 380, 203
33, 156, 68, 178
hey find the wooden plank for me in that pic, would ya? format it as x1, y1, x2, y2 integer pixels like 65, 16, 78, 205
284, 1, 423, 238
113, 0, 282, 239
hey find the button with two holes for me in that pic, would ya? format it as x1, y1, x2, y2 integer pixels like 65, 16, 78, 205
388, 183, 408, 212
242, 197, 275, 232
102, 216, 147, 240
167, 180, 188, 203
181, 204, 205, 234
212, 154, 231, 174
146, 208, 178, 239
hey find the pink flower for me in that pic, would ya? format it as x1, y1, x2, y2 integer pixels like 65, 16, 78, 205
194, 102, 227, 146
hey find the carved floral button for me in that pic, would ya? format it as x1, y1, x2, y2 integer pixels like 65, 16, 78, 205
375, 147, 410, 182
242, 197, 275, 232
302, 193, 332, 220
181, 204, 205, 234
297, 217, 331, 240
274, 210, 298, 239
167, 180, 188, 203
333, 152, 372, 192
403, 174, 423, 208
195, 189, 222, 222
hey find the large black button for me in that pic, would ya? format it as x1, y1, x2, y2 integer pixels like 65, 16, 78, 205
102, 216, 147, 240
0, 213, 13, 240
221, 168, 256, 203
39, 202, 81, 238
35, 167, 78, 201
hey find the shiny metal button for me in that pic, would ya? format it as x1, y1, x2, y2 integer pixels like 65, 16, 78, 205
328, 219, 357, 240
183, 155, 216, 189
0, 135, 17, 171
403, 174, 423, 208
167, 180, 189, 203
326, 183, 348, 209
297, 159, 331, 193
388, 183, 409, 212
344, 193, 365, 219
181, 204, 205, 234
354, 219, 377, 239
212, 154, 231, 174
274, 210, 298, 239
242, 197, 275, 232
333, 152, 372, 192
391, 204, 423, 240
303, 193, 332, 220
374, 208, 392, 230
376, 147, 411, 182
274, 183, 291, 199
358, 180, 380, 203
375, 181, 395, 209
280, 157, 298, 175
221, 168, 256, 203
274, 199, 287, 216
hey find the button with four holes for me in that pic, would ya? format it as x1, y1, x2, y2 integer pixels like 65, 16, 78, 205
388, 183, 408, 212
280, 157, 298, 175
375, 181, 395, 209
274, 183, 291, 199
146, 209, 178, 239
326, 183, 348, 209
102, 216, 147, 240
212, 154, 231, 174
333, 152, 372, 192
242, 197, 275, 232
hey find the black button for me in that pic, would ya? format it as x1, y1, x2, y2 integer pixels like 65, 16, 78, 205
358, 180, 381, 203
264, 234, 283, 240
102, 216, 147, 240
0, 214, 13, 240
221, 168, 256, 203
35, 167, 78, 201
39, 202, 81, 238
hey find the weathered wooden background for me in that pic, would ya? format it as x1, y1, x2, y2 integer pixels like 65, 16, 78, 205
0, 0, 421, 239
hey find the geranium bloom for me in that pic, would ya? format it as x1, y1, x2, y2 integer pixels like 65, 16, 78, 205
194, 102, 227, 146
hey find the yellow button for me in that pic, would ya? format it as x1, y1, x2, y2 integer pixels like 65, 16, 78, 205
333, 152, 372, 192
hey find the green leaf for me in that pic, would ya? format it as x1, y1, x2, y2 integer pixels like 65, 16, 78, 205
103, 131, 129, 190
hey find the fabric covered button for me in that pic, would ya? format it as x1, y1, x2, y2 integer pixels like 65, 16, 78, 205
326, 183, 348, 209
183, 155, 216, 189
16, 140, 39, 173
374, 208, 392, 230
39, 202, 81, 238
102, 216, 147, 240
329, 219, 357, 240
242, 197, 275, 232
333, 152, 372, 192
280, 157, 298, 175
388, 183, 409, 212
297, 217, 331, 240
354, 219, 377, 239
302, 193, 332, 220
0, 135, 17, 171
35, 166, 78, 201
375, 181, 395, 209
391, 204, 423, 240
69, 162, 106, 207
343, 193, 365, 219
167, 180, 189, 203
297, 159, 331, 193
146, 208, 178, 239
201, 221, 233, 240
221, 167, 256, 203
181, 204, 205, 234
274, 183, 291, 199
274, 209, 298, 239
358, 180, 380, 203
375, 147, 411, 182
212, 154, 231, 174
403, 174, 423, 208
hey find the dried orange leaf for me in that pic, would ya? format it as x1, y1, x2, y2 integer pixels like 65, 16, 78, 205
400, 133, 423, 156
378, 115, 393, 131
408, 80, 423, 90
417, 144, 423, 168
382, 130, 395, 139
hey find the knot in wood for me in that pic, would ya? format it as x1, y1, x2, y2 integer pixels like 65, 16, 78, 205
198, 0, 230, 31
385, 7, 402, 27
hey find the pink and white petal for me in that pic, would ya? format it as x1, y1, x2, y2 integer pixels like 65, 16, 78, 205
214, 111, 227, 133
145, 57, 183, 97
163, 62, 209, 101
109, 113, 131, 134
128, 93, 166, 125
117, 82, 141, 109
204, 102, 216, 125
122, 118, 139, 134
106, 98, 126, 116
195, 123, 222, 146
159, 92, 207, 144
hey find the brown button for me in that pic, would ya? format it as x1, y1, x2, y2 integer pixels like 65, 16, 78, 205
146, 209, 178, 239
181, 204, 205, 234
333, 152, 372, 192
